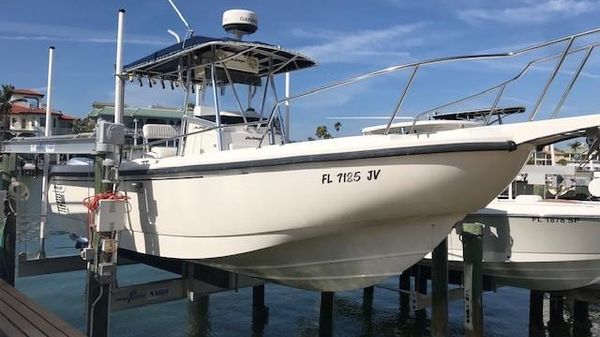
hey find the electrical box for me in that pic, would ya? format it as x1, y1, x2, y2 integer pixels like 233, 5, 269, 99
97, 120, 125, 144
95, 199, 127, 232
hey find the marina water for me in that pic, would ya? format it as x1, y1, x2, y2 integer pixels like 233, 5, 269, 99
13, 175, 600, 336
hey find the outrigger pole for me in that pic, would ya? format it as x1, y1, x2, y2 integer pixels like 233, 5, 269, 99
38, 46, 55, 258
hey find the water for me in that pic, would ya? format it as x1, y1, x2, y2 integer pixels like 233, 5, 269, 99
11, 176, 600, 336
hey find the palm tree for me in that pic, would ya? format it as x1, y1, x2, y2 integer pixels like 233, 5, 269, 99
568, 140, 583, 152
567, 140, 585, 162
334, 121, 342, 132
315, 125, 332, 139
0, 84, 14, 139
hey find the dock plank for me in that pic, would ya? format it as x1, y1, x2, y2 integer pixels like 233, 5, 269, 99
0, 279, 84, 337
0, 312, 27, 337
0, 299, 45, 337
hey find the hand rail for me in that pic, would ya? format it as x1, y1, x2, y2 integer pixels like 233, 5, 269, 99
407, 42, 600, 133
258, 26, 600, 146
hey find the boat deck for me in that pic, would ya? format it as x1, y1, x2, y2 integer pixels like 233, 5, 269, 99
0, 279, 84, 337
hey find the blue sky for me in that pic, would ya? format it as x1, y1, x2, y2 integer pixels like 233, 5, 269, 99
2, 0, 600, 140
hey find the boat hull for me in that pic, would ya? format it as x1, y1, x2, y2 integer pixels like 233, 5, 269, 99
50, 144, 531, 291
201, 214, 464, 291
447, 199, 600, 290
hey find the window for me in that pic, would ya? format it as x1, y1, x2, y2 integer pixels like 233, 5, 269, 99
53, 118, 56, 128
21, 118, 26, 129
11, 118, 16, 126
40, 117, 46, 127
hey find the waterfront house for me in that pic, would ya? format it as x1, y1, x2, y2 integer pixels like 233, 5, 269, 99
9, 89, 74, 137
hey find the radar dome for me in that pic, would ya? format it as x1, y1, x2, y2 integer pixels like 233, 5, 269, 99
222, 9, 258, 39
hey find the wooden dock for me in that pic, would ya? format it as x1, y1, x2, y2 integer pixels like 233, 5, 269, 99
0, 279, 84, 337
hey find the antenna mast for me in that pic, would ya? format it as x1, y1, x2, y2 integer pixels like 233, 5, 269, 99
166, 0, 194, 39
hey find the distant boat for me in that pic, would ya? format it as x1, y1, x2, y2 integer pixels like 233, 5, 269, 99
48, 10, 600, 291
445, 195, 600, 290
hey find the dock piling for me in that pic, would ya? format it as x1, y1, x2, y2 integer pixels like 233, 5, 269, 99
187, 294, 210, 337
548, 292, 569, 337
528, 290, 544, 337
399, 272, 411, 318
0, 154, 16, 286
572, 300, 591, 337
252, 284, 269, 333
431, 238, 449, 337
362, 286, 374, 317
319, 291, 335, 337
85, 155, 112, 337
461, 222, 484, 337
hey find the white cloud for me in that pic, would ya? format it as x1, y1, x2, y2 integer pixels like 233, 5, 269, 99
458, 0, 598, 24
0, 21, 171, 46
295, 23, 426, 64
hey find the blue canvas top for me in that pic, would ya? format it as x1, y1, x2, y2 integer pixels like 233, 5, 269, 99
123, 35, 316, 80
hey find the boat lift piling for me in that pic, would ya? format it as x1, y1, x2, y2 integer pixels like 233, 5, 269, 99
319, 291, 335, 337
399, 271, 411, 318
548, 292, 569, 337
38, 45, 55, 259
362, 286, 374, 317
84, 153, 113, 337
0, 154, 16, 286
461, 222, 484, 337
415, 265, 428, 326
431, 238, 449, 337
251, 284, 269, 333
528, 290, 544, 337
572, 300, 591, 337
85, 9, 126, 337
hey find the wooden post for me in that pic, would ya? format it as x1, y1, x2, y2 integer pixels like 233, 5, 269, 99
548, 292, 564, 326
572, 300, 590, 337
252, 285, 269, 333
319, 291, 335, 337
187, 294, 210, 337
362, 286, 374, 318
548, 293, 567, 337
399, 271, 411, 318
431, 238, 448, 337
528, 290, 544, 337
85, 155, 112, 337
415, 265, 428, 331
0, 154, 16, 286
462, 222, 484, 337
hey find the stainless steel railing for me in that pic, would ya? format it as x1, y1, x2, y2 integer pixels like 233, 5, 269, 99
259, 26, 600, 146
407, 42, 600, 134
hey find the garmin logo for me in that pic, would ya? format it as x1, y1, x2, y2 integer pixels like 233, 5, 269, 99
240, 16, 257, 25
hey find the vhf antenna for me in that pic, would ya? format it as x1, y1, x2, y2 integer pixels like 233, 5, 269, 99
166, 0, 194, 41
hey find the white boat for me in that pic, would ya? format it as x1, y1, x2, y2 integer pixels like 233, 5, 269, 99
446, 195, 600, 291
47, 11, 600, 291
